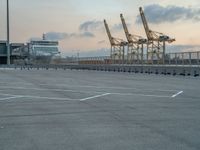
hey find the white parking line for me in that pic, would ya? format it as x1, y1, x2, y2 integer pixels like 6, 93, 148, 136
0, 92, 76, 101
0, 96, 24, 101
0, 93, 20, 97
80, 93, 111, 101
172, 91, 183, 98
110, 92, 171, 98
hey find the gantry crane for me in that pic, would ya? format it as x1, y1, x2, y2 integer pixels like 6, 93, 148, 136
104, 19, 127, 64
120, 14, 147, 64
139, 7, 175, 64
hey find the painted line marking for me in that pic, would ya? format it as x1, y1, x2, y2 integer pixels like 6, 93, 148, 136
0, 93, 76, 101
0, 93, 20, 97
172, 91, 183, 98
18, 95, 76, 101
80, 93, 110, 101
110, 93, 171, 98
0, 96, 24, 101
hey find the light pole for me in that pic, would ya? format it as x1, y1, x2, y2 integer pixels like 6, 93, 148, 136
7, 0, 10, 65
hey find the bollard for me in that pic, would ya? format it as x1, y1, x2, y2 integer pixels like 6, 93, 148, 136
173, 70, 176, 76
155, 69, 158, 74
194, 70, 199, 77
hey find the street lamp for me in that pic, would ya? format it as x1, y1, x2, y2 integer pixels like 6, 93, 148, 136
7, 0, 10, 65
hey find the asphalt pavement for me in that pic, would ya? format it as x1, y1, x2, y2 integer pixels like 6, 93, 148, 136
0, 68, 199, 150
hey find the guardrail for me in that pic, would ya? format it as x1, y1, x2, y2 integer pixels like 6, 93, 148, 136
75, 51, 200, 65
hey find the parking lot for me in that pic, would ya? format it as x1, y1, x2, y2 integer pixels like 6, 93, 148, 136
0, 68, 200, 150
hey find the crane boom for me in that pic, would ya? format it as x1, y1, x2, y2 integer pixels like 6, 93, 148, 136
104, 19, 114, 45
104, 19, 127, 64
120, 14, 132, 43
139, 7, 152, 40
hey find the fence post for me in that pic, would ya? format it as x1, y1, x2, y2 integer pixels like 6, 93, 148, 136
189, 52, 192, 65
122, 46, 125, 65
175, 53, 178, 65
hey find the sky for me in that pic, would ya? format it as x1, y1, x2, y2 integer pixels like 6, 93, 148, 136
1, 0, 200, 56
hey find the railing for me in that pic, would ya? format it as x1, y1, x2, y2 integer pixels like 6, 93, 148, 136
74, 51, 200, 66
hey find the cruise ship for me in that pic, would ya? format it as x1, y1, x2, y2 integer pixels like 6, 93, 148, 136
12, 34, 60, 64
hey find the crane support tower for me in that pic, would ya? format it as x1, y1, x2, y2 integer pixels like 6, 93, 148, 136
120, 14, 147, 64
104, 19, 127, 64
139, 7, 175, 64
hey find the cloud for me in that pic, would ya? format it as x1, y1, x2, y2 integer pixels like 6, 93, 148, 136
80, 32, 95, 38
136, 4, 200, 24
30, 19, 129, 42
68, 32, 95, 38
45, 32, 69, 40
79, 20, 131, 33
33, 32, 95, 41
79, 20, 103, 32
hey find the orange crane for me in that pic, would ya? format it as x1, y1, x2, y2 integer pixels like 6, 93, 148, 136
120, 14, 147, 64
139, 7, 175, 64
104, 19, 127, 64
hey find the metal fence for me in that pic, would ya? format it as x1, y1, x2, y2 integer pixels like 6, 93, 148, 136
76, 51, 200, 65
